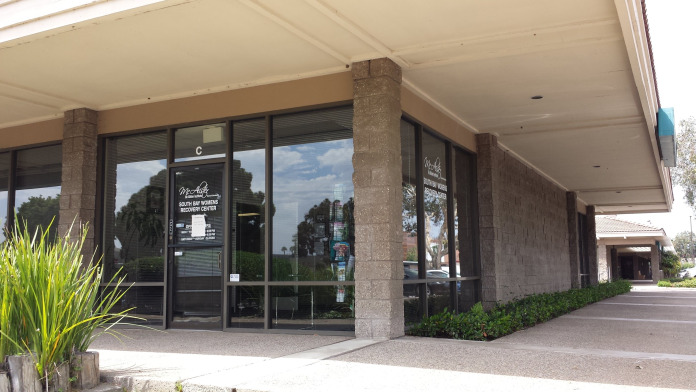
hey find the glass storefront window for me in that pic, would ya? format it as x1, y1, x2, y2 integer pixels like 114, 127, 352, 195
102, 286, 163, 326
269, 107, 355, 331
401, 120, 422, 324
272, 108, 355, 282
422, 131, 449, 272
401, 119, 480, 324
454, 147, 476, 277
270, 285, 354, 331
453, 147, 480, 312
0, 152, 8, 243
15, 145, 62, 242
231, 119, 266, 281
228, 286, 264, 328
402, 120, 418, 266
101, 106, 355, 332
102, 132, 167, 283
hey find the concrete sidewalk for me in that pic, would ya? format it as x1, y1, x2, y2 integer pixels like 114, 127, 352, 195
92, 285, 696, 392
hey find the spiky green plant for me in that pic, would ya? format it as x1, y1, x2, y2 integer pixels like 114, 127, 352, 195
0, 219, 137, 382
0, 247, 17, 362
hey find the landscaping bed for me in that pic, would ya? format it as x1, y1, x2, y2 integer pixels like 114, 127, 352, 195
408, 280, 632, 341
0, 221, 131, 391
657, 278, 696, 288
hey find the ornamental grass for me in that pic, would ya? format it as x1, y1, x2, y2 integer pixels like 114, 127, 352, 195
0, 219, 134, 383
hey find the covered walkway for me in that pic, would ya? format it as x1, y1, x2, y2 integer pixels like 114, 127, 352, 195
93, 285, 696, 391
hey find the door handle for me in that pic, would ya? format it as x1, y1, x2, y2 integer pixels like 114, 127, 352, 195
218, 251, 222, 270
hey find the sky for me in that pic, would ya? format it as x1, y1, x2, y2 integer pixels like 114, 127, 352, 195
615, 0, 696, 238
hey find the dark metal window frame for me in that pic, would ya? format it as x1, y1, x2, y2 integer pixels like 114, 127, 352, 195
400, 116, 481, 319
578, 212, 590, 288
98, 105, 355, 335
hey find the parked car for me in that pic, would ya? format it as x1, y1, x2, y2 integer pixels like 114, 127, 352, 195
427, 269, 460, 292
403, 268, 450, 297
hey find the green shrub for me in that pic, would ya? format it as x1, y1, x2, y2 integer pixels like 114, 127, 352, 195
661, 250, 681, 277
408, 280, 632, 341
658, 278, 696, 288
124, 256, 164, 281
0, 220, 134, 382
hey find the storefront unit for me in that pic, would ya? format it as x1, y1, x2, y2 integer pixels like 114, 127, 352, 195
0, 1, 672, 338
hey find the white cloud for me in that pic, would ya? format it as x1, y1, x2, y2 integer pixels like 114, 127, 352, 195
272, 147, 304, 172
317, 146, 352, 172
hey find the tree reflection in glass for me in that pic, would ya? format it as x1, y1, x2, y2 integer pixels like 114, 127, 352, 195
15, 145, 62, 243
270, 107, 355, 329
103, 132, 167, 284
422, 132, 449, 271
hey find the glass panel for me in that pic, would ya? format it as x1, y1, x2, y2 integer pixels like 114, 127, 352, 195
272, 107, 354, 282
457, 280, 479, 313
174, 123, 227, 162
231, 119, 266, 281
0, 152, 9, 243
171, 247, 222, 329
103, 286, 164, 326
401, 120, 418, 268
403, 287, 423, 327
578, 213, 590, 287
270, 285, 354, 331
173, 164, 224, 246
454, 147, 478, 278
102, 132, 167, 283
422, 132, 448, 271
15, 145, 61, 242
228, 286, 264, 328
426, 277, 451, 316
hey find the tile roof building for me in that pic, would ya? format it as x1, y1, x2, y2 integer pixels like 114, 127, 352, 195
596, 216, 672, 282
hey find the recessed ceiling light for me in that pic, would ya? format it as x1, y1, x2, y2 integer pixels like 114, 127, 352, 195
593, 165, 601, 168
616, 191, 622, 194
531, 95, 543, 100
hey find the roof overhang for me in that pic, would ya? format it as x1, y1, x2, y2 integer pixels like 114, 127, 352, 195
0, 0, 673, 214
598, 230, 673, 248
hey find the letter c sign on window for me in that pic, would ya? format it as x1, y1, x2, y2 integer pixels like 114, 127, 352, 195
195, 146, 203, 156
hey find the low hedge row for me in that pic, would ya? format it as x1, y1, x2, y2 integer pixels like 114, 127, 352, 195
408, 280, 632, 341
658, 278, 696, 288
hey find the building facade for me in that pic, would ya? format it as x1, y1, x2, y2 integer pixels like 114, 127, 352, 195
0, 0, 673, 338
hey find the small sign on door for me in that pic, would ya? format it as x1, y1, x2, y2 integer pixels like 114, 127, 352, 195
191, 214, 206, 237
230, 274, 240, 282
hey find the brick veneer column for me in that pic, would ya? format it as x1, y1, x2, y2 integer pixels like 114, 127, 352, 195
597, 244, 609, 282
352, 58, 404, 339
476, 133, 500, 309
566, 192, 580, 288
651, 244, 660, 283
59, 108, 98, 265
587, 206, 598, 286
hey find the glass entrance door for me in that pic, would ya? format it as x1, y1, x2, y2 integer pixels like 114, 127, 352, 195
169, 163, 225, 329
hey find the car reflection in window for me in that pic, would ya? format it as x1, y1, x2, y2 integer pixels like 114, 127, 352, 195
403, 268, 454, 297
